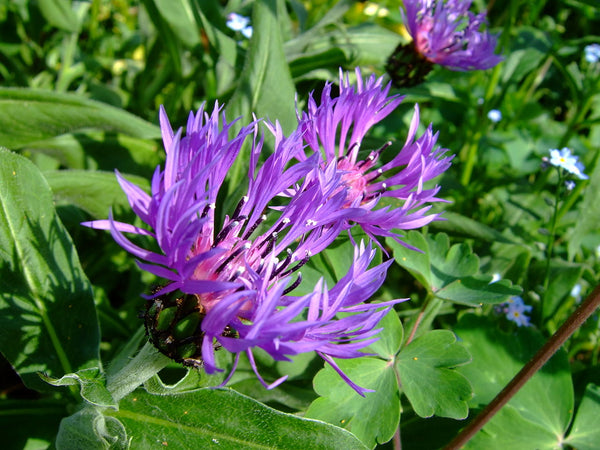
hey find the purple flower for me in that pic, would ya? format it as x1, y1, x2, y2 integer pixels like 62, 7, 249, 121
295, 68, 453, 243
83, 102, 402, 395
402, 0, 503, 71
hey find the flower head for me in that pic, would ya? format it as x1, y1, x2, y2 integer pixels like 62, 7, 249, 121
502, 296, 533, 327
584, 44, 600, 64
548, 147, 588, 180
226, 13, 253, 39
83, 102, 402, 395
487, 109, 502, 123
402, 0, 502, 71
296, 68, 453, 243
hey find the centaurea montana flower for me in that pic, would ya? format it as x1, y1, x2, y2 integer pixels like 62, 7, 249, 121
295, 68, 453, 244
402, 0, 503, 71
83, 103, 401, 395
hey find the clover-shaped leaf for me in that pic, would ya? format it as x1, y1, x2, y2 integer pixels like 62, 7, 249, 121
306, 358, 400, 449
388, 232, 522, 306
396, 330, 472, 419
306, 311, 403, 449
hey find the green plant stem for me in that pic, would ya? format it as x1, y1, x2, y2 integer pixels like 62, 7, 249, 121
445, 282, 600, 450
405, 294, 436, 345
540, 170, 564, 322
106, 341, 171, 402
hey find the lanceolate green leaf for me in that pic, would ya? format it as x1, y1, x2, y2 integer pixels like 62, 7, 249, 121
37, 0, 80, 32
44, 170, 150, 219
110, 388, 368, 449
151, 0, 200, 48
0, 148, 100, 392
0, 88, 161, 149
567, 151, 600, 259
223, 0, 302, 198
226, 0, 297, 133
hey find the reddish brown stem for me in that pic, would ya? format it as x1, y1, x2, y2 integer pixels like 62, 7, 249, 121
445, 283, 600, 449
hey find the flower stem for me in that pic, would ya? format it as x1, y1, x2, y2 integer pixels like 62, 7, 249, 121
106, 341, 171, 402
540, 169, 564, 322
444, 283, 600, 449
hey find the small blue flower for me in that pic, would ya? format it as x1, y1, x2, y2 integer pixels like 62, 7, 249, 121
502, 296, 533, 327
487, 109, 502, 123
565, 180, 576, 191
548, 147, 588, 180
226, 13, 253, 39
571, 284, 582, 303
584, 44, 600, 64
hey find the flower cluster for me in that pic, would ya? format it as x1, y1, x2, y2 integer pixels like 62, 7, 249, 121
548, 147, 588, 180
386, 0, 502, 87
226, 13, 253, 39
500, 296, 533, 327
402, 0, 502, 71
83, 68, 452, 394
584, 44, 600, 64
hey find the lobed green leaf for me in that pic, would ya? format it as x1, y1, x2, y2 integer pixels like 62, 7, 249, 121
396, 330, 472, 419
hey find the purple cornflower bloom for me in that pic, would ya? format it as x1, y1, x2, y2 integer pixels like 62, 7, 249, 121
295, 68, 453, 243
83, 103, 401, 395
402, 0, 503, 71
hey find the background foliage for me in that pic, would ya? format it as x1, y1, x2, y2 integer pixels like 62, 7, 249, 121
1, 0, 599, 449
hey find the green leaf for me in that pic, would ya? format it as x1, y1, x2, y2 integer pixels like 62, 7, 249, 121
388, 232, 522, 306
227, 0, 297, 133
0, 88, 161, 150
365, 310, 403, 359
37, 0, 79, 32
430, 211, 517, 244
194, 5, 242, 96
455, 314, 573, 449
44, 170, 151, 219
152, 0, 200, 47
24, 131, 161, 174
542, 259, 584, 320
565, 384, 600, 450
0, 398, 67, 450
0, 148, 100, 392
56, 407, 128, 450
110, 388, 367, 449
396, 330, 472, 419
306, 358, 400, 449
40, 367, 116, 408
567, 149, 600, 259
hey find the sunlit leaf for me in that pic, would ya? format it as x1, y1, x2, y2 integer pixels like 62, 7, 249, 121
110, 388, 367, 449
0, 148, 100, 392
397, 330, 472, 419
